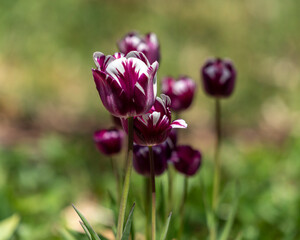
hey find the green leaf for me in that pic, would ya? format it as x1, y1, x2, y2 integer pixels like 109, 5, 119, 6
219, 183, 240, 240
0, 214, 20, 240
160, 212, 172, 240
80, 222, 93, 240
121, 203, 135, 240
72, 205, 101, 240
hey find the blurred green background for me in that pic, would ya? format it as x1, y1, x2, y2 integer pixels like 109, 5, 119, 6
0, 0, 299, 239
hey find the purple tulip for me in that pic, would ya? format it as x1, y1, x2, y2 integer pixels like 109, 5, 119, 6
133, 144, 168, 176
118, 32, 160, 64
94, 128, 124, 156
201, 58, 236, 98
161, 76, 197, 112
122, 94, 187, 146
92, 51, 159, 118
171, 145, 202, 176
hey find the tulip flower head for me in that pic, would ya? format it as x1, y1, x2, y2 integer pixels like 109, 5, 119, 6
172, 145, 202, 176
94, 128, 124, 156
133, 144, 168, 176
92, 51, 159, 118
162, 76, 197, 112
201, 58, 236, 98
118, 32, 160, 64
122, 94, 187, 146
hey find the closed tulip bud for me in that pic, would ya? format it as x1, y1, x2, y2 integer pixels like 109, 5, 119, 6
161, 76, 197, 112
133, 144, 168, 176
122, 94, 187, 146
94, 128, 124, 155
118, 32, 160, 64
172, 145, 202, 176
201, 58, 236, 98
92, 51, 159, 118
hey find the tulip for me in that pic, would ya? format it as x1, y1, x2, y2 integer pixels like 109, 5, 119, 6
172, 145, 202, 176
92, 51, 159, 118
93, 128, 124, 156
201, 58, 236, 98
161, 76, 197, 112
118, 32, 160, 64
122, 94, 187, 146
133, 144, 168, 176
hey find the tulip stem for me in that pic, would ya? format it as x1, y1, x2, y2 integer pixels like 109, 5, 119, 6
116, 117, 134, 240
145, 177, 151, 240
148, 146, 156, 240
212, 99, 221, 213
178, 176, 188, 239
110, 156, 121, 204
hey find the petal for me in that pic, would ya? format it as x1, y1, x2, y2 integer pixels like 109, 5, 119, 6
148, 61, 159, 97
126, 51, 150, 67
92, 69, 130, 117
170, 119, 187, 129
93, 52, 115, 71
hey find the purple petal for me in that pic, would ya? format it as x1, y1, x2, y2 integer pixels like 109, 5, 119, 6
126, 51, 150, 67
170, 119, 187, 129
93, 52, 115, 71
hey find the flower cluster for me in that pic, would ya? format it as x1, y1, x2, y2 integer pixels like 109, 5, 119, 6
86, 30, 237, 240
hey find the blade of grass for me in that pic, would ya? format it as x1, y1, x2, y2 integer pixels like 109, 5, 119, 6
80, 222, 93, 240
160, 212, 172, 240
72, 205, 101, 240
121, 203, 135, 240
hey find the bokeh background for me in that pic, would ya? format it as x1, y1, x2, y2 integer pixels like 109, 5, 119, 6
0, 0, 299, 239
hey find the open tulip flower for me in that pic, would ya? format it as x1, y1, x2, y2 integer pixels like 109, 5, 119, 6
201, 58, 236, 98
92, 51, 159, 118
118, 32, 160, 64
122, 94, 187, 146
94, 128, 124, 156
161, 76, 197, 112
171, 145, 202, 176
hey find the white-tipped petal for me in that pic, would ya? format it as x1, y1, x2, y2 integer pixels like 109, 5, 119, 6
171, 119, 187, 129
151, 112, 161, 126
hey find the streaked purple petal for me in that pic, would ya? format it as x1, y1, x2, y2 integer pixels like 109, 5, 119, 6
126, 51, 150, 67
93, 52, 115, 71
170, 119, 187, 129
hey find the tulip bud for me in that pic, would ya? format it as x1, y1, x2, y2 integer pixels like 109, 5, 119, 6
171, 145, 202, 176
94, 128, 124, 155
133, 144, 168, 176
161, 76, 197, 112
201, 58, 236, 98
118, 32, 160, 64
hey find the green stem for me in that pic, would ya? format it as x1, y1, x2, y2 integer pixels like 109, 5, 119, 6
149, 146, 156, 240
212, 98, 221, 212
110, 156, 121, 204
144, 177, 151, 240
179, 176, 188, 239
116, 117, 134, 240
